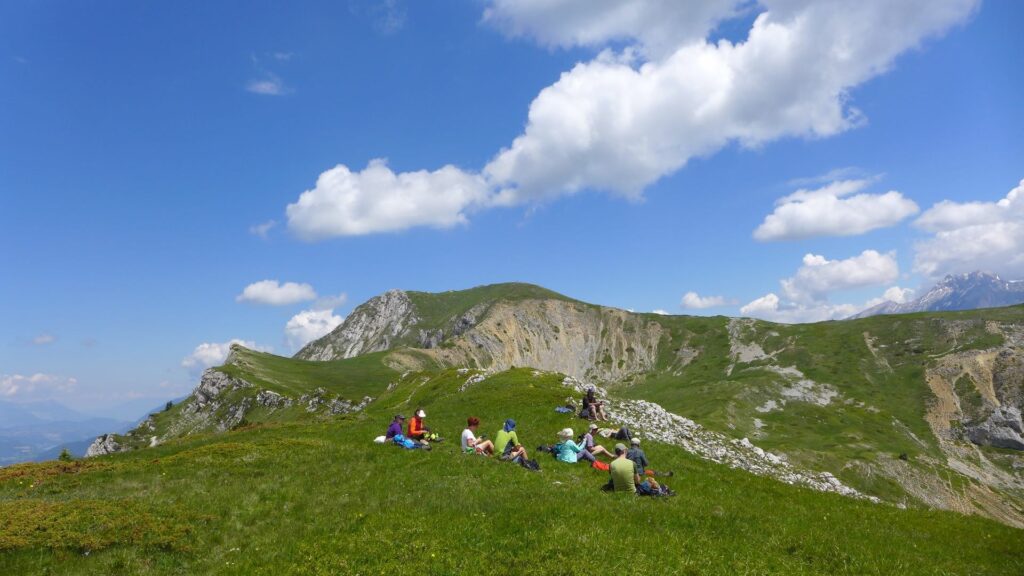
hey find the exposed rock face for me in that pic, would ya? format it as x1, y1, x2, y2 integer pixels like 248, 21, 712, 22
427, 300, 663, 384
968, 406, 1024, 450
298, 388, 373, 415
295, 289, 419, 361
256, 390, 292, 410
85, 434, 125, 458
186, 369, 252, 413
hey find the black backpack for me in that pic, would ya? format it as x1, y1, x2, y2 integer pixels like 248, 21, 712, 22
519, 458, 541, 471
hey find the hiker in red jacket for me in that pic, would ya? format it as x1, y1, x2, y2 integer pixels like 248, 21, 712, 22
407, 408, 428, 440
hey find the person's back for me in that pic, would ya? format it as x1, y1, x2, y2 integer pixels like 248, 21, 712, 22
627, 446, 648, 470
494, 428, 518, 455
610, 444, 637, 493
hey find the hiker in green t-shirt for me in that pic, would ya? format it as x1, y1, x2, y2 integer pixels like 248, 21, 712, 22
609, 443, 637, 493
495, 419, 528, 462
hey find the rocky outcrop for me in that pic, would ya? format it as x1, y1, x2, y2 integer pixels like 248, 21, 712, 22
295, 289, 419, 361
85, 434, 125, 458
559, 376, 878, 502
186, 369, 252, 413
427, 300, 663, 384
298, 388, 373, 415
968, 406, 1024, 450
256, 390, 292, 410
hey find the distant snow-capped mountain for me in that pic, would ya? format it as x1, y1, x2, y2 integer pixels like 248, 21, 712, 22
850, 272, 1024, 319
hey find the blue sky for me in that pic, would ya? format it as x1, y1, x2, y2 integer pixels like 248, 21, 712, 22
2, 0, 1022, 417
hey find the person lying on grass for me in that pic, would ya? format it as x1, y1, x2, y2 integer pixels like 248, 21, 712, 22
553, 428, 596, 463
461, 417, 494, 456
580, 423, 614, 460
495, 419, 529, 462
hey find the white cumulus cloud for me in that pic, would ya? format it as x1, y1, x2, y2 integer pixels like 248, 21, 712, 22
483, 0, 977, 203
739, 293, 860, 324
913, 179, 1024, 279
740, 250, 904, 323
781, 250, 899, 303
237, 280, 317, 306
286, 159, 490, 239
283, 0, 977, 238
863, 286, 915, 309
285, 309, 344, 351
681, 292, 728, 310
754, 179, 919, 241
1, 373, 77, 399
181, 340, 271, 371
483, 0, 741, 58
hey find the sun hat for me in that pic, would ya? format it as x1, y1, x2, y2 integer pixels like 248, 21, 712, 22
614, 443, 627, 452
630, 437, 640, 445
589, 422, 598, 430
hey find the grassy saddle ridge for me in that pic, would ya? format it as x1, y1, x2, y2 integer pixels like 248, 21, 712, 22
2, 367, 1023, 575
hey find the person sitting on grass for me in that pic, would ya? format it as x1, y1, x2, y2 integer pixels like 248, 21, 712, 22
495, 419, 528, 462
628, 437, 673, 478
386, 414, 405, 440
461, 417, 494, 456
583, 387, 608, 421
554, 428, 595, 463
580, 423, 614, 460
407, 408, 430, 441
608, 443, 637, 493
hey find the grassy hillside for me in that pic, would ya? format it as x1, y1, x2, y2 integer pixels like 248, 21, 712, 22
105, 347, 404, 452
2, 367, 1022, 575
628, 306, 1024, 504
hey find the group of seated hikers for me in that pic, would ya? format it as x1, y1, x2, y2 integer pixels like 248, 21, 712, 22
381, 402, 675, 496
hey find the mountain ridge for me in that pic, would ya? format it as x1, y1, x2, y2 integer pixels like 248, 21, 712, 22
851, 271, 1024, 319
83, 282, 1024, 527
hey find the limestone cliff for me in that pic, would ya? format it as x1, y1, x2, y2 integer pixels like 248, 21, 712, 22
423, 300, 664, 384
295, 289, 419, 361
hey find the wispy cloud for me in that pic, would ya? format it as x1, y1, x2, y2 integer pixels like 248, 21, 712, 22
32, 333, 56, 345
249, 220, 277, 238
350, 0, 407, 35
246, 74, 288, 96
1, 373, 77, 399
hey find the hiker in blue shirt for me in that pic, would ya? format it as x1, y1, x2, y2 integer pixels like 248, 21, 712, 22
554, 428, 595, 463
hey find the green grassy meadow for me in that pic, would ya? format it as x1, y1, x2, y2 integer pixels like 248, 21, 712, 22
2, 367, 1022, 575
